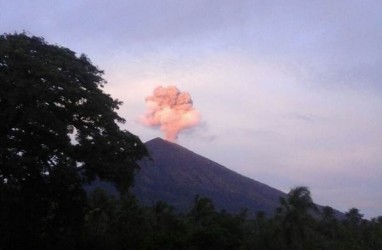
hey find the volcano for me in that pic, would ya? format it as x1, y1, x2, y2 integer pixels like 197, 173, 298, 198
132, 138, 286, 216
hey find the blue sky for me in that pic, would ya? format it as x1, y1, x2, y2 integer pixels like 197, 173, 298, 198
2, 0, 381, 218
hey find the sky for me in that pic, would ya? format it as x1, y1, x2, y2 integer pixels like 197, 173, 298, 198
1, 0, 381, 219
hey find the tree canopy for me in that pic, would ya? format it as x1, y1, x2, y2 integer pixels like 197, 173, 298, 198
0, 33, 146, 249
0, 33, 147, 189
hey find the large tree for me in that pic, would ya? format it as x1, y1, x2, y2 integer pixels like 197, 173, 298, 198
0, 33, 146, 249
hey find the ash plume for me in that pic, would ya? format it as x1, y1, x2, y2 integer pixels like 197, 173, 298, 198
141, 86, 200, 142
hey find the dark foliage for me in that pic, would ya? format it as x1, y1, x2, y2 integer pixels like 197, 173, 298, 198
80, 189, 382, 250
0, 33, 146, 249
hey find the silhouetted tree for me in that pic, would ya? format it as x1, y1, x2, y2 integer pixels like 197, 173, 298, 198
276, 186, 317, 250
366, 216, 382, 250
345, 208, 364, 227
183, 196, 247, 249
143, 201, 188, 249
339, 207, 366, 249
0, 33, 146, 249
189, 195, 216, 226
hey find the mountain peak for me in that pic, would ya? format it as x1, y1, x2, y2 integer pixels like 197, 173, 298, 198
134, 138, 287, 217
145, 137, 188, 153
145, 137, 175, 146
146, 137, 165, 143
145, 137, 165, 143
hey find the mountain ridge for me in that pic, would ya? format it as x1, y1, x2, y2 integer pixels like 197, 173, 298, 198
87, 137, 343, 218
132, 137, 287, 216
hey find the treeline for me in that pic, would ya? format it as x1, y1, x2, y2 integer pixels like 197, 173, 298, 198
3, 183, 382, 249
78, 187, 382, 250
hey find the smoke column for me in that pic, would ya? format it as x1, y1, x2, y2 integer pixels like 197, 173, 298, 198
141, 86, 201, 142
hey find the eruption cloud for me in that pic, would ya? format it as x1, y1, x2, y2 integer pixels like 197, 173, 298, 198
141, 86, 201, 142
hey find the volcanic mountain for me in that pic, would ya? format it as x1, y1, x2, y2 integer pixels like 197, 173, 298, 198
132, 137, 286, 216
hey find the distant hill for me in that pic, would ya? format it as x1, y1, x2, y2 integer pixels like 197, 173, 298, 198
132, 137, 286, 217
87, 137, 344, 218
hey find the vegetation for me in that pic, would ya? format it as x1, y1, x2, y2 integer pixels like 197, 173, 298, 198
1, 33, 382, 249
80, 190, 382, 250
0, 33, 146, 249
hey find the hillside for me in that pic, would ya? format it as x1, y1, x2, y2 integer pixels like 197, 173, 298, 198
132, 138, 286, 216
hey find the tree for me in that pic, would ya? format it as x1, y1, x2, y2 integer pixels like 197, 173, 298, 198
189, 195, 216, 226
81, 189, 148, 250
341, 208, 365, 249
143, 201, 188, 249
345, 208, 364, 227
0, 33, 146, 249
276, 186, 317, 250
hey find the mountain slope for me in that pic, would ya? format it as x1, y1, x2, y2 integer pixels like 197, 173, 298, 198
132, 138, 286, 216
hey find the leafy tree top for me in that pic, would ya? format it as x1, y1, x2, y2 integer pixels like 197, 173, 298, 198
0, 33, 146, 194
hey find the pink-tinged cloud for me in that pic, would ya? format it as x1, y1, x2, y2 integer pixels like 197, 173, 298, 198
140, 86, 200, 142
